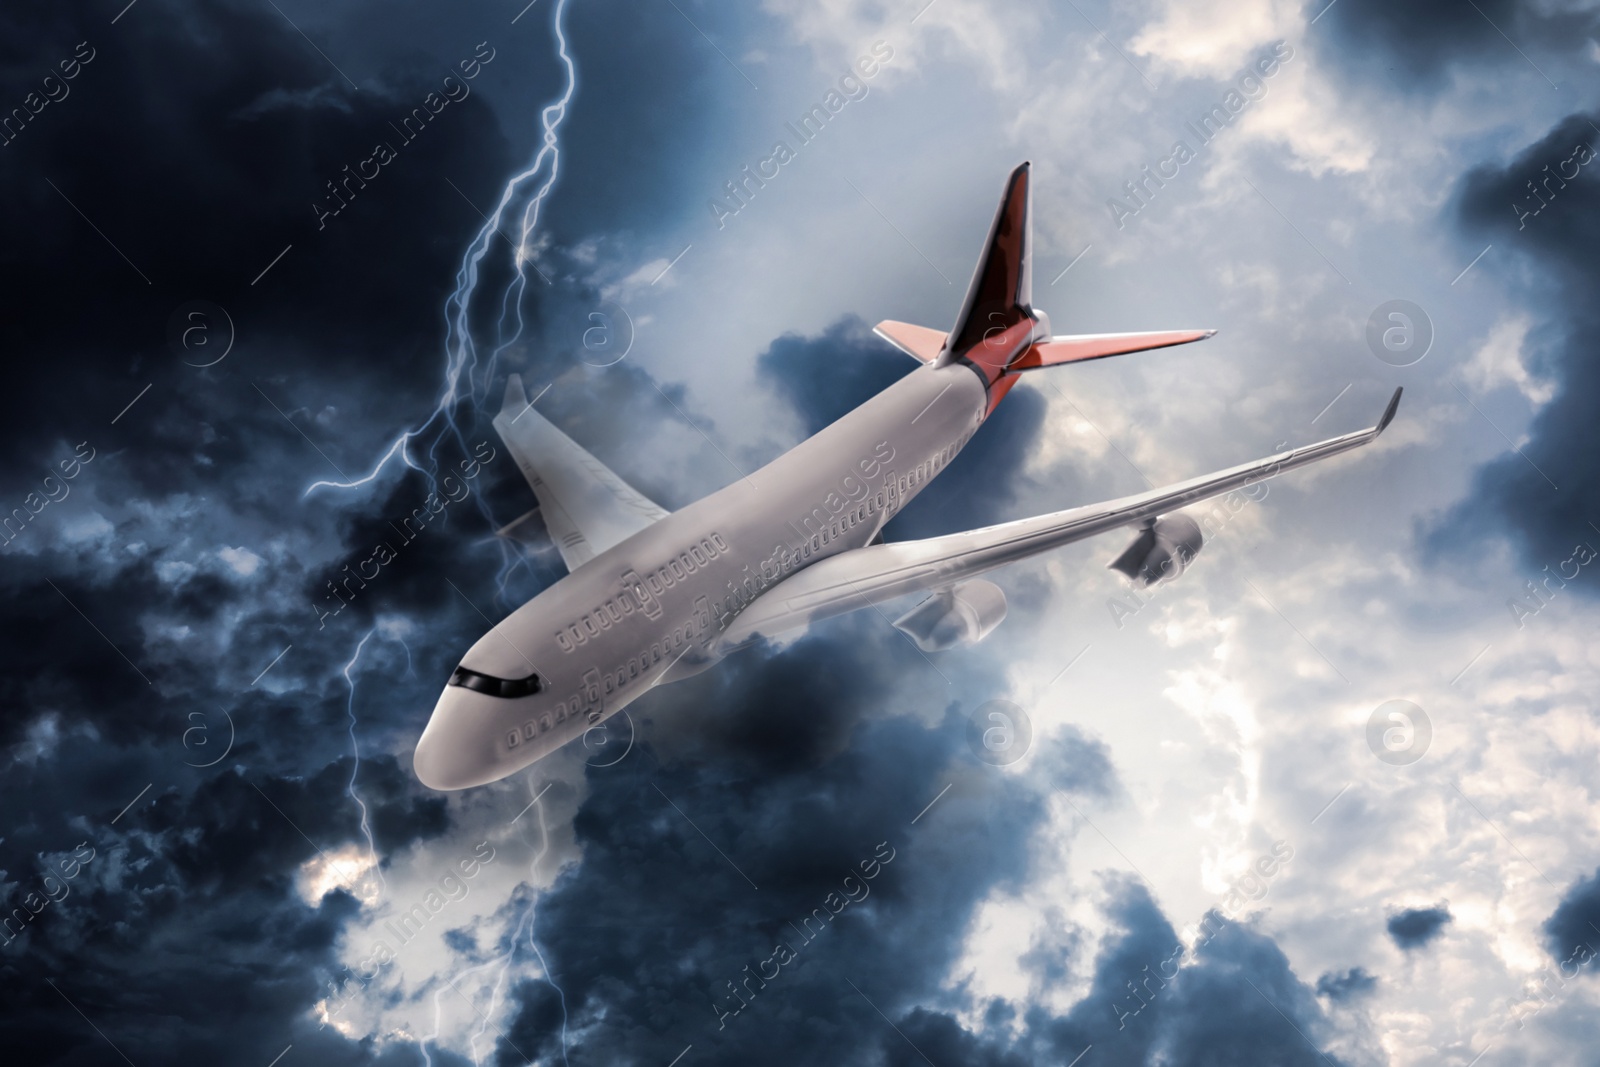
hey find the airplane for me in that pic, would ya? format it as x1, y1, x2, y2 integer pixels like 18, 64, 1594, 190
412, 161, 1402, 790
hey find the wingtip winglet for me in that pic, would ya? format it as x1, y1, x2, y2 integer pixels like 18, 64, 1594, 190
1376, 386, 1403, 435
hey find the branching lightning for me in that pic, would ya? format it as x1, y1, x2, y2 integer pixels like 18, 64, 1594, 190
341, 628, 388, 897
420, 776, 570, 1067
301, 1, 581, 1058
304, 0, 580, 607
474, 780, 571, 1067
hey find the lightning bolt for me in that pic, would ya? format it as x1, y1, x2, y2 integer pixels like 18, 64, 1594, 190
294, 2, 584, 1055
341, 629, 387, 898
420, 776, 570, 1067
477, 780, 571, 1067
305, 0, 580, 611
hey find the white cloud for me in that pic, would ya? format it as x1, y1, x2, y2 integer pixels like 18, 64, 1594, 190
60, 510, 115, 545
1463, 314, 1556, 406
1129, 0, 1300, 78
218, 545, 264, 577
154, 559, 197, 585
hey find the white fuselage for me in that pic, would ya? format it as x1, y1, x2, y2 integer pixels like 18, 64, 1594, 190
412, 360, 990, 789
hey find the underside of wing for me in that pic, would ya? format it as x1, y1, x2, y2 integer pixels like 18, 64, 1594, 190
492, 375, 669, 572
718, 388, 1402, 648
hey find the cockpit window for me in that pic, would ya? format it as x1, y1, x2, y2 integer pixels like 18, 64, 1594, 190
448, 666, 543, 699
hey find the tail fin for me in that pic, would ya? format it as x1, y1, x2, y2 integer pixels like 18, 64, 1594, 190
938, 161, 1042, 365
876, 162, 1216, 379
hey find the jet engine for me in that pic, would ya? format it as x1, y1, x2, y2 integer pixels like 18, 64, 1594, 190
1108, 514, 1204, 587
891, 579, 1008, 652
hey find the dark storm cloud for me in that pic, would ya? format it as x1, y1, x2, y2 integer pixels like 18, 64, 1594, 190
1429, 111, 1600, 582
0, 0, 529, 497
1010, 877, 1181, 1066
0, 2, 947, 1062
839, 880, 1348, 1067
1387, 904, 1452, 949
1316, 966, 1377, 1001
494, 614, 1119, 1066
1143, 916, 1347, 1067
537, 0, 763, 243
756, 315, 1049, 538
495, 610, 1343, 1067
0, 0, 592, 1061
0, 764, 429, 1066
1315, 0, 1598, 88
0, 4, 1412, 1066
957, 885, 1347, 1067
1542, 866, 1600, 965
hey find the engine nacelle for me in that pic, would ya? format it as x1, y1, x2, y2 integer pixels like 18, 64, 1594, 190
891, 579, 1008, 652
1108, 514, 1204, 587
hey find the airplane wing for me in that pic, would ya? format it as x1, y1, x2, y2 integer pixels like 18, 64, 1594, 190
492, 375, 669, 571
719, 388, 1402, 647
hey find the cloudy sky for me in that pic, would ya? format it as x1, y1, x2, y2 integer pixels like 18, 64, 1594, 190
3, 0, 1599, 1064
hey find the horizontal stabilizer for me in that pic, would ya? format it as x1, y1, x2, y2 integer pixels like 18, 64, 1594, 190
874, 320, 946, 363
1010, 329, 1216, 370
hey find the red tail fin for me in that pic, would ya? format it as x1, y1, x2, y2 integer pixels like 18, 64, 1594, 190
937, 161, 1044, 365
876, 162, 1216, 389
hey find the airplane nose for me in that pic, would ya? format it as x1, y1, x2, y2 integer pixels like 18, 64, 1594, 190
414, 686, 504, 791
